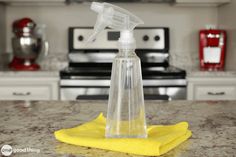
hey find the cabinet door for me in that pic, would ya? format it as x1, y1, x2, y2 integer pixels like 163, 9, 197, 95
187, 77, 236, 100
0, 0, 64, 2
195, 85, 236, 100
175, 0, 231, 6
0, 77, 59, 100
0, 0, 65, 5
0, 85, 52, 100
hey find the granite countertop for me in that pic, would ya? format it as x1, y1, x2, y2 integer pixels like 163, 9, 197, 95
1, 69, 236, 78
0, 100, 236, 157
0, 64, 60, 78
0, 52, 66, 77
186, 67, 236, 78
1, 69, 236, 79
0, 70, 59, 78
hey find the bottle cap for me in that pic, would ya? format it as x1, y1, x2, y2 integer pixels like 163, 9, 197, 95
118, 30, 136, 49
88, 2, 143, 50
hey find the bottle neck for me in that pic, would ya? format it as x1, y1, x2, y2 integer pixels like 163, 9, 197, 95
118, 49, 136, 57
118, 30, 136, 50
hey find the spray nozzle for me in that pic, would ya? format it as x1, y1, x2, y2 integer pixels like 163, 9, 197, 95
88, 2, 144, 49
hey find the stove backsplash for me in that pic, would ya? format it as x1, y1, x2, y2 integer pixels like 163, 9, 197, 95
4, 3, 217, 71
39, 53, 68, 71
169, 51, 199, 71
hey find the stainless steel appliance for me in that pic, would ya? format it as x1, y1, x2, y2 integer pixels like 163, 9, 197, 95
199, 29, 227, 71
66, 0, 174, 4
9, 17, 48, 71
60, 27, 186, 100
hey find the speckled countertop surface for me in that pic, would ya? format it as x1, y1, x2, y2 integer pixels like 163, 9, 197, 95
0, 100, 236, 157
0, 52, 66, 77
186, 67, 236, 78
0, 65, 60, 78
0, 70, 59, 78
1, 68, 236, 78
1, 69, 236, 78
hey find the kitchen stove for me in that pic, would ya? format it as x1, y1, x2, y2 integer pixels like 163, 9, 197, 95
60, 27, 187, 100
61, 63, 185, 79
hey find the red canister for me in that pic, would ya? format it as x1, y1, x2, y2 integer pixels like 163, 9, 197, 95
199, 29, 227, 71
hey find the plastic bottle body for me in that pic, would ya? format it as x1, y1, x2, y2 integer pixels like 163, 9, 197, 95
106, 49, 147, 138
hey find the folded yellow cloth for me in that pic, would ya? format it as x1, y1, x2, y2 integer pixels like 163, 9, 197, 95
54, 113, 192, 156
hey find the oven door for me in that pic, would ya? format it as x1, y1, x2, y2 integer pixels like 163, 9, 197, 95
60, 86, 186, 100
61, 87, 109, 100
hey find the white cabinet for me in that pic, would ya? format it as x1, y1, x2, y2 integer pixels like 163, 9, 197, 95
0, 0, 65, 5
175, 0, 231, 6
0, 0, 231, 6
0, 76, 59, 100
0, 0, 64, 2
187, 76, 236, 100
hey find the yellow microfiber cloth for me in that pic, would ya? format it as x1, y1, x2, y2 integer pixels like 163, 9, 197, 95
54, 113, 192, 156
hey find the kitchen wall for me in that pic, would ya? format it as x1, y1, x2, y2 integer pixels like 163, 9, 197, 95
218, 1, 236, 70
5, 3, 218, 70
0, 4, 6, 54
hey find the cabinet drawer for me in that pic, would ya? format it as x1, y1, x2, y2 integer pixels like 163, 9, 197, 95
0, 85, 51, 100
195, 85, 236, 100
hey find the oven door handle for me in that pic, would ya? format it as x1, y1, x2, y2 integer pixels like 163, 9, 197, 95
144, 94, 170, 100
76, 95, 109, 100
76, 94, 170, 100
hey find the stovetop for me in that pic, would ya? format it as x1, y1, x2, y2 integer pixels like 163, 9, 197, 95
62, 27, 185, 80
60, 63, 186, 79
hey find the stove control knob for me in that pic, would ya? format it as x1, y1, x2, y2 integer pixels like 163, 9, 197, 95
78, 35, 84, 41
143, 35, 149, 42
154, 35, 160, 41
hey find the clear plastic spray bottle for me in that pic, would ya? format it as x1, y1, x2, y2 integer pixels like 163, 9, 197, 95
88, 2, 147, 138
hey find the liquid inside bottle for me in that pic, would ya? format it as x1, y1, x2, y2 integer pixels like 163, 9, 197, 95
105, 49, 147, 138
